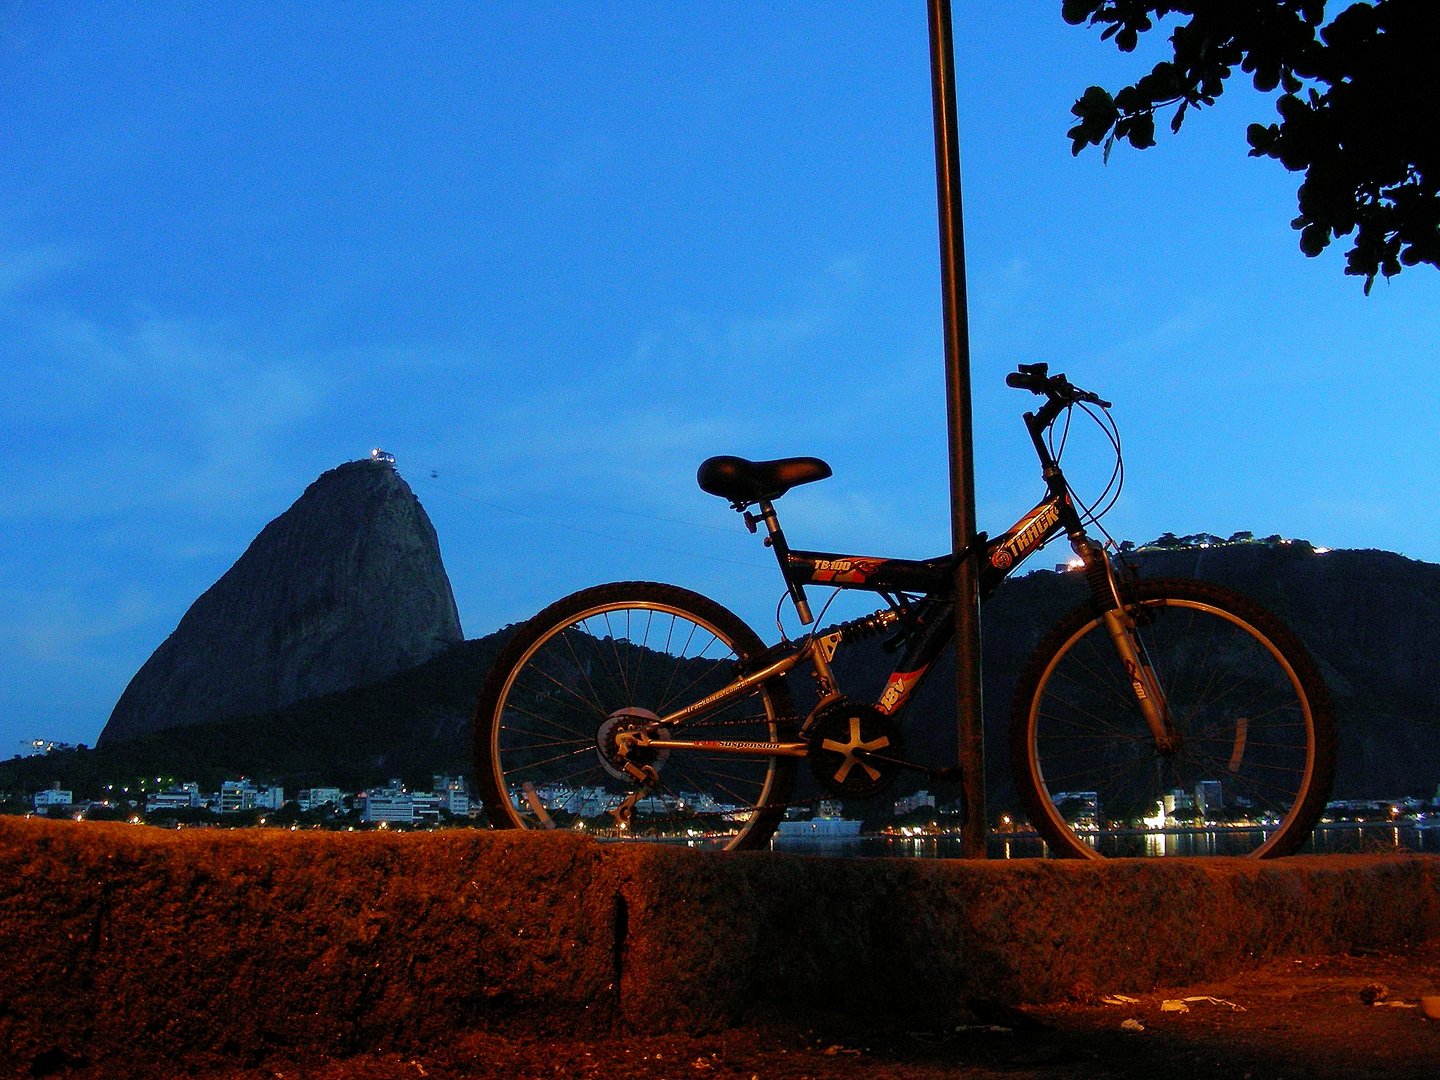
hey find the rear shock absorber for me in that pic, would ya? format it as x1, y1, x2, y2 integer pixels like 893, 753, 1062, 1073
818, 605, 908, 644
794, 605, 913, 727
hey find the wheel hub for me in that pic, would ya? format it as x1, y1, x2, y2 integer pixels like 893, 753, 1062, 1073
596, 707, 670, 781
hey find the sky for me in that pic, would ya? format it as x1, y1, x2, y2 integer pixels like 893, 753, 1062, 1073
2, 2, 1436, 755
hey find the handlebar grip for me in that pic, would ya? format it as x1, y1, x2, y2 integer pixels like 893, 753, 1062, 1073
1007, 364, 1110, 408
1007, 362, 1050, 391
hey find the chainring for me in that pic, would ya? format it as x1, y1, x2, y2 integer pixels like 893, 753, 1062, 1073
807, 700, 901, 798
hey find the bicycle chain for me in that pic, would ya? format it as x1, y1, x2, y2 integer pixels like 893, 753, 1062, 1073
649, 712, 839, 819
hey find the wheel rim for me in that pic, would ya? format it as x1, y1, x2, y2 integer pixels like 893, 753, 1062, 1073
488, 600, 790, 847
1025, 597, 1317, 858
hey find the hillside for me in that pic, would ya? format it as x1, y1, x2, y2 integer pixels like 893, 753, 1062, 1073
5, 541, 1436, 806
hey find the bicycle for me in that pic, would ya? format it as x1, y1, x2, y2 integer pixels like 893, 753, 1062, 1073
472, 364, 1336, 858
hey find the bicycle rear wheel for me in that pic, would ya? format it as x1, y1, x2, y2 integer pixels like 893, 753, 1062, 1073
1010, 578, 1335, 858
472, 581, 797, 850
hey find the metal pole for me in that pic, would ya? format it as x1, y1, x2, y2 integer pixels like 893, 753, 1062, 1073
927, 0, 986, 858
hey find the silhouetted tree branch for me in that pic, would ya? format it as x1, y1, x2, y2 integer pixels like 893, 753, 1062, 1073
1064, 0, 1439, 291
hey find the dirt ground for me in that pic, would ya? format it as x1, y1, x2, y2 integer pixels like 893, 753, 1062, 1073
31, 940, 1438, 1080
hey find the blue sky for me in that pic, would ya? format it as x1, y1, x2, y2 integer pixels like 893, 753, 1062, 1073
3, 3, 1436, 754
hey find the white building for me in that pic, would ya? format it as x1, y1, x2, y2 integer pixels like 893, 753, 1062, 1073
1195, 780, 1225, 816
145, 783, 202, 813
1050, 791, 1100, 827
893, 790, 936, 816
361, 782, 415, 824
410, 792, 445, 824
219, 779, 284, 813
33, 787, 72, 811
361, 777, 472, 824
297, 787, 343, 813
433, 775, 469, 817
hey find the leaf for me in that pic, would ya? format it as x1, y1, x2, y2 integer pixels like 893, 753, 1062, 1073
1074, 85, 1117, 123
1253, 65, 1281, 93
1299, 222, 1330, 257
1061, 0, 1100, 26
1246, 122, 1278, 155
1126, 112, 1156, 150
1276, 93, 1305, 122
1068, 86, 1118, 155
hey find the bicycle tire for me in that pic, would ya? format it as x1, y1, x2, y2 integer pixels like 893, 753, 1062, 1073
1010, 577, 1335, 859
472, 581, 797, 850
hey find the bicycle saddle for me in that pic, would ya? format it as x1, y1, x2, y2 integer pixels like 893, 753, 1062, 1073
696, 455, 832, 506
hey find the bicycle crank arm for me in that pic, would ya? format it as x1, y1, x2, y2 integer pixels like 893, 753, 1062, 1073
857, 749, 966, 786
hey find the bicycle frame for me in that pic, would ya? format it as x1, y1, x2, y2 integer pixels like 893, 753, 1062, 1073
625, 504, 1077, 763
613, 375, 1179, 776
479, 364, 1331, 857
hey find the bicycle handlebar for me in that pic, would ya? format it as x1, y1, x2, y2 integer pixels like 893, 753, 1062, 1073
1007, 363, 1111, 409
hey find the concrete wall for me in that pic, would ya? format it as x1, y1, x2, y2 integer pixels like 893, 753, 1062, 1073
3, 818, 1437, 1072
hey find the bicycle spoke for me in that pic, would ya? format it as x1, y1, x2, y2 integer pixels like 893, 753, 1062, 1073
476, 586, 796, 849
1016, 584, 1330, 859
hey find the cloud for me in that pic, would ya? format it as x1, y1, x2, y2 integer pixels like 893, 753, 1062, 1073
0, 584, 164, 665
0, 243, 79, 296
4, 309, 323, 523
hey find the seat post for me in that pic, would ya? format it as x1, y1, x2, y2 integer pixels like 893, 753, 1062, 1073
751, 499, 814, 625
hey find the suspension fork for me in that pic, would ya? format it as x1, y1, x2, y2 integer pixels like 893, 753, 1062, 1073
1075, 537, 1177, 753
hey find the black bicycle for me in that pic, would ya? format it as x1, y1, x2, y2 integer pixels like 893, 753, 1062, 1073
472, 365, 1336, 858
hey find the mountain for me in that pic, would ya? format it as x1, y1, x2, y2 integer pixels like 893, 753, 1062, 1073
98, 458, 463, 746
245, 540, 1432, 802
823, 540, 1440, 806
1108, 542, 1440, 799
13, 540, 1436, 805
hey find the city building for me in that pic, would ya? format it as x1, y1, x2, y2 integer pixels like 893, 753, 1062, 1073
219, 779, 284, 814
145, 783, 202, 814
360, 780, 414, 824
893, 790, 936, 816
1195, 780, 1225, 817
33, 786, 72, 811
360, 777, 472, 824
433, 776, 469, 816
296, 788, 343, 813
1050, 791, 1100, 826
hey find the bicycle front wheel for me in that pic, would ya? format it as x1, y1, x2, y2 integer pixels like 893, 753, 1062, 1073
472, 582, 797, 850
1010, 578, 1335, 858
